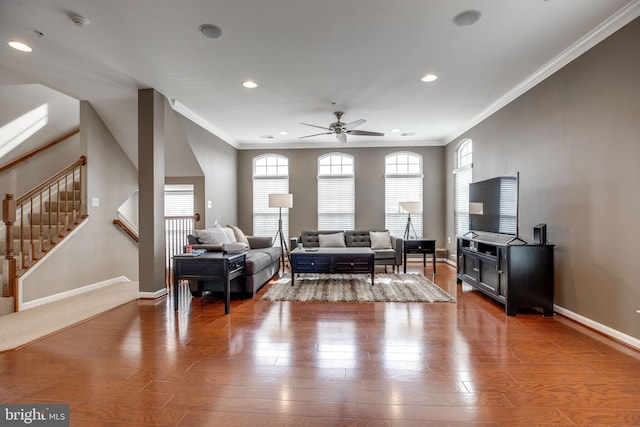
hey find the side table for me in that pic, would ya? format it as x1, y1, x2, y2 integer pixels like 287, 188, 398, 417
403, 239, 436, 274
173, 252, 246, 314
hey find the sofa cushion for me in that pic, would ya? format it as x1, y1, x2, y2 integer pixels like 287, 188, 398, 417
319, 232, 346, 248
374, 249, 396, 261
370, 231, 392, 250
345, 230, 372, 247
245, 251, 275, 275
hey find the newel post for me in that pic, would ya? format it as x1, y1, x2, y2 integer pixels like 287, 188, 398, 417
3, 194, 17, 306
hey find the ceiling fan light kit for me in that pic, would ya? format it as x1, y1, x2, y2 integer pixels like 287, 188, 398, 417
300, 111, 385, 143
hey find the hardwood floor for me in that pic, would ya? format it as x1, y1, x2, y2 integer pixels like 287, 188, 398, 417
2, 263, 640, 426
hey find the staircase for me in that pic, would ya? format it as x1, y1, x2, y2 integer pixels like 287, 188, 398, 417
2, 156, 87, 314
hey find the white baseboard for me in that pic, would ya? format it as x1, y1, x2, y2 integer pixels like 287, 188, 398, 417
554, 305, 640, 351
139, 287, 168, 299
446, 259, 640, 351
20, 276, 133, 311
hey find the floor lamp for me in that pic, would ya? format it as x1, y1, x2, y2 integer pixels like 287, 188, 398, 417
399, 201, 421, 240
269, 193, 293, 272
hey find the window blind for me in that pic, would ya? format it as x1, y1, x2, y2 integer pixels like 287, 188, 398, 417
499, 177, 517, 234
164, 185, 194, 216
253, 177, 289, 240
454, 166, 472, 236
385, 175, 423, 238
318, 176, 355, 229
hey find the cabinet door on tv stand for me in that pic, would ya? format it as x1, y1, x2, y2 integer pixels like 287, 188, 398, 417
477, 254, 499, 296
461, 252, 478, 287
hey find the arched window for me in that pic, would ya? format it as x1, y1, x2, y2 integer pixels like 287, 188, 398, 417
385, 152, 423, 238
318, 153, 355, 229
253, 154, 289, 240
454, 139, 473, 236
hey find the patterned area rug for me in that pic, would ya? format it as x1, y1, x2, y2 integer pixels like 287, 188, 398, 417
261, 273, 455, 303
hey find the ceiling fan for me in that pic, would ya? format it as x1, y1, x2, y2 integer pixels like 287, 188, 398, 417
300, 111, 385, 143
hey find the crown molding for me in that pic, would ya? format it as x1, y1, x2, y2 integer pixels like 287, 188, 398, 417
444, 0, 640, 145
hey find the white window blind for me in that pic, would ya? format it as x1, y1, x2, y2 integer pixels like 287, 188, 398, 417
385, 153, 423, 238
318, 176, 354, 229
164, 184, 194, 216
253, 154, 289, 241
499, 177, 517, 234
454, 166, 472, 236
318, 153, 354, 230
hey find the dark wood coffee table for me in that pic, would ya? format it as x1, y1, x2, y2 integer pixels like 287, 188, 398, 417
290, 247, 375, 286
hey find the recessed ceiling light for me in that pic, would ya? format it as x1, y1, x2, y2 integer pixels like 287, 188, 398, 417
279, 131, 288, 135
7, 41, 32, 52
68, 13, 90, 27
391, 128, 401, 133
199, 24, 223, 39
453, 10, 481, 27
242, 80, 258, 89
421, 74, 438, 83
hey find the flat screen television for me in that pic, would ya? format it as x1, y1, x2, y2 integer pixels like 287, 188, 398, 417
468, 173, 519, 236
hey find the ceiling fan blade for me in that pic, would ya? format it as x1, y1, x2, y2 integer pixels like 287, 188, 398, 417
336, 133, 347, 143
299, 132, 332, 138
301, 123, 331, 131
348, 130, 385, 136
343, 119, 366, 130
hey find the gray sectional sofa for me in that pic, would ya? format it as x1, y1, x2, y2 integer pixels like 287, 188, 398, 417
186, 233, 281, 297
291, 229, 403, 272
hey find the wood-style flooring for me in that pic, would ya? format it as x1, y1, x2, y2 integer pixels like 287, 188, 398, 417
1, 262, 640, 426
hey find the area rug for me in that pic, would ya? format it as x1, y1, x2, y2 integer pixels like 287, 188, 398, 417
261, 273, 455, 303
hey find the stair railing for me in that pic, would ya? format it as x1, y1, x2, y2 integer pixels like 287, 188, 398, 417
2, 156, 87, 311
164, 214, 200, 288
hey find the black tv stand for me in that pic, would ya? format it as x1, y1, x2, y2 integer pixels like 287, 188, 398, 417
457, 236, 554, 316
506, 235, 527, 244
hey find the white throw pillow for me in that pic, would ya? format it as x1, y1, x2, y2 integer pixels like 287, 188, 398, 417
370, 231, 392, 250
196, 225, 232, 245
223, 242, 249, 253
222, 226, 236, 243
194, 229, 215, 244
319, 232, 346, 248
227, 224, 250, 247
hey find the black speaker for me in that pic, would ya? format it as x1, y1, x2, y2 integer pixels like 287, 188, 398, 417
533, 224, 547, 245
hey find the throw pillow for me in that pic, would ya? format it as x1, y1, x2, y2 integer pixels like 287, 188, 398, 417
319, 232, 346, 248
222, 226, 236, 243
193, 229, 216, 245
223, 242, 249, 253
195, 225, 232, 245
370, 231, 392, 250
227, 224, 250, 247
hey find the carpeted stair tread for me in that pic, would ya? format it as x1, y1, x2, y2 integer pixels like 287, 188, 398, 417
0, 281, 139, 351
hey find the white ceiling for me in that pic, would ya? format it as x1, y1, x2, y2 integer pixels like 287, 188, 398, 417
1, 0, 639, 161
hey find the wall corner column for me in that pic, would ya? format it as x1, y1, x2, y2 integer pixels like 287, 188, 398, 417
138, 89, 166, 294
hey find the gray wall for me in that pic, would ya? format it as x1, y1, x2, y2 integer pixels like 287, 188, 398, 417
237, 146, 445, 243
22, 101, 139, 301
176, 115, 238, 228
445, 18, 640, 339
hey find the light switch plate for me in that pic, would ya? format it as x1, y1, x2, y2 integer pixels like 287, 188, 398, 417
92, 197, 99, 207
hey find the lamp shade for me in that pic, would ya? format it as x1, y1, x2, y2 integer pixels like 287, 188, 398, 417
399, 201, 421, 214
269, 193, 293, 208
